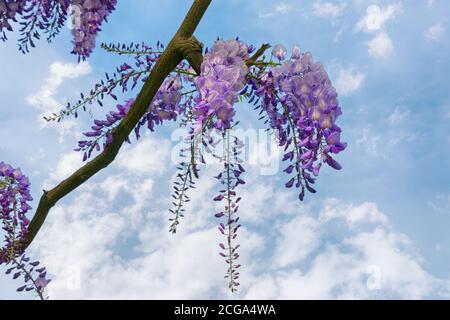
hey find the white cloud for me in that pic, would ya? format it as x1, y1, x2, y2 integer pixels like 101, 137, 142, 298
13, 131, 447, 300
258, 2, 292, 18
425, 23, 445, 42
319, 199, 389, 228
116, 134, 171, 174
239, 183, 275, 222
47, 151, 83, 186
366, 32, 394, 58
31, 177, 259, 298
26, 61, 91, 113
246, 134, 280, 176
355, 3, 401, 59
31, 190, 128, 298
100, 174, 154, 228
28, 166, 450, 299
274, 3, 290, 14
388, 106, 410, 125
100, 174, 131, 201
346, 228, 438, 299
387, 131, 420, 146
334, 66, 365, 96
272, 215, 319, 268
243, 199, 448, 299
427, 193, 450, 215
334, 27, 346, 42
313, 1, 347, 20
356, 3, 402, 33
26, 61, 91, 141
356, 128, 381, 157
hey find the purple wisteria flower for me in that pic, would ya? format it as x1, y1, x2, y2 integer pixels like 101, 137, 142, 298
272, 44, 287, 61
1, 0, 71, 53
46, 41, 164, 122
193, 39, 250, 131
1, 0, 118, 58
0, 162, 32, 259
77, 98, 135, 161
0, 162, 50, 299
0, 0, 27, 41
213, 133, 245, 292
77, 73, 188, 160
134, 74, 184, 135
250, 45, 347, 201
71, 0, 117, 60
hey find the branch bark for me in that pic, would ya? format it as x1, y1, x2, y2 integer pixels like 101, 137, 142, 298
24, 0, 212, 249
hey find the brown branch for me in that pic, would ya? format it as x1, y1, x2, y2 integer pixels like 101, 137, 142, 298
246, 43, 271, 66
175, 35, 204, 75
24, 0, 212, 249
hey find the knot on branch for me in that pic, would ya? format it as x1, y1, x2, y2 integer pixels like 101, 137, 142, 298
176, 35, 204, 57
175, 36, 204, 75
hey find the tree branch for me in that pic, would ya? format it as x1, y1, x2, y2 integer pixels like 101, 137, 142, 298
24, 0, 212, 249
176, 35, 204, 75
247, 43, 271, 66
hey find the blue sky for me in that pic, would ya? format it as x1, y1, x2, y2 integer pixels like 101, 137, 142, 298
1, 0, 450, 299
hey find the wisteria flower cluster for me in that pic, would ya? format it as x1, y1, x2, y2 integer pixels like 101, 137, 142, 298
45, 41, 165, 122
77, 73, 189, 161
0, 162, 31, 256
193, 39, 250, 131
69, 39, 203, 162
71, 0, 117, 60
168, 127, 201, 234
213, 132, 245, 292
0, 0, 26, 40
0, 162, 50, 299
134, 74, 184, 135
76, 98, 135, 160
0, 0, 116, 59
248, 44, 347, 201
1, 0, 70, 53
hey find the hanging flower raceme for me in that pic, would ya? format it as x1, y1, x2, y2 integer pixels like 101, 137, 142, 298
77, 73, 188, 161
214, 132, 245, 292
45, 41, 165, 123
192, 39, 250, 131
76, 98, 135, 161
1, 0, 71, 51
0, 162, 31, 256
70, 0, 117, 60
168, 127, 202, 234
0, 162, 50, 299
134, 74, 184, 135
184, 39, 251, 289
0, 0, 26, 41
249, 45, 347, 201
0, 0, 117, 59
